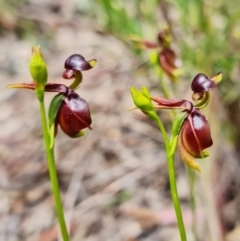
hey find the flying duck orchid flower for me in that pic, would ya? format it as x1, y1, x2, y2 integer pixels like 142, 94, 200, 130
129, 28, 182, 81
7, 52, 96, 138
130, 72, 222, 171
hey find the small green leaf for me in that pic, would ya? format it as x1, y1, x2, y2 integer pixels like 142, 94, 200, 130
171, 111, 188, 137
169, 111, 188, 155
48, 94, 65, 147
48, 93, 65, 128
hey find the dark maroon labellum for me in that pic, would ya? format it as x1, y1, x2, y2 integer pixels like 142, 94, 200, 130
64, 54, 93, 71
191, 73, 215, 92
56, 91, 92, 137
182, 109, 213, 157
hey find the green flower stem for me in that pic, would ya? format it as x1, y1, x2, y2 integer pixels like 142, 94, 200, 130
38, 96, 70, 241
155, 119, 186, 240
155, 118, 170, 152
168, 137, 187, 241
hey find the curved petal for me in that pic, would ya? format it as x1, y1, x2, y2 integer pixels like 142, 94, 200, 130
45, 83, 69, 94
159, 48, 179, 78
151, 96, 193, 111
181, 109, 213, 158
62, 69, 76, 79
64, 54, 96, 71
178, 129, 201, 172
191, 72, 222, 92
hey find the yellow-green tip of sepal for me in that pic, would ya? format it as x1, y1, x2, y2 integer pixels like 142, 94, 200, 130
29, 45, 48, 87
211, 71, 222, 84
88, 59, 97, 68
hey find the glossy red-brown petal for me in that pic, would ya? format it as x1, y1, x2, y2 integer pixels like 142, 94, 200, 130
181, 109, 213, 158
159, 48, 179, 77
151, 96, 193, 111
45, 83, 69, 94
191, 73, 215, 92
178, 130, 201, 172
191, 72, 222, 93
64, 54, 96, 71
62, 69, 76, 79
58, 91, 92, 137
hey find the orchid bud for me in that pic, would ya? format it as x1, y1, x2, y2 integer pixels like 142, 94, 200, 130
56, 91, 92, 138
29, 46, 48, 87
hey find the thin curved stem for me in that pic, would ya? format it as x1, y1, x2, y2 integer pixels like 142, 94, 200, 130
38, 98, 70, 241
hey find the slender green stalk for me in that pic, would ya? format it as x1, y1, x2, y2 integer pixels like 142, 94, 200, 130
155, 119, 187, 241
167, 138, 187, 241
38, 96, 70, 241
167, 153, 187, 241
155, 118, 170, 151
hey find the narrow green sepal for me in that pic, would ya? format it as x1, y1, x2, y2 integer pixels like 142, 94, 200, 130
29, 46, 48, 88
141, 86, 151, 99
211, 71, 222, 84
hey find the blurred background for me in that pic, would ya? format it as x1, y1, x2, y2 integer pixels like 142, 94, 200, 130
1, 0, 240, 240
